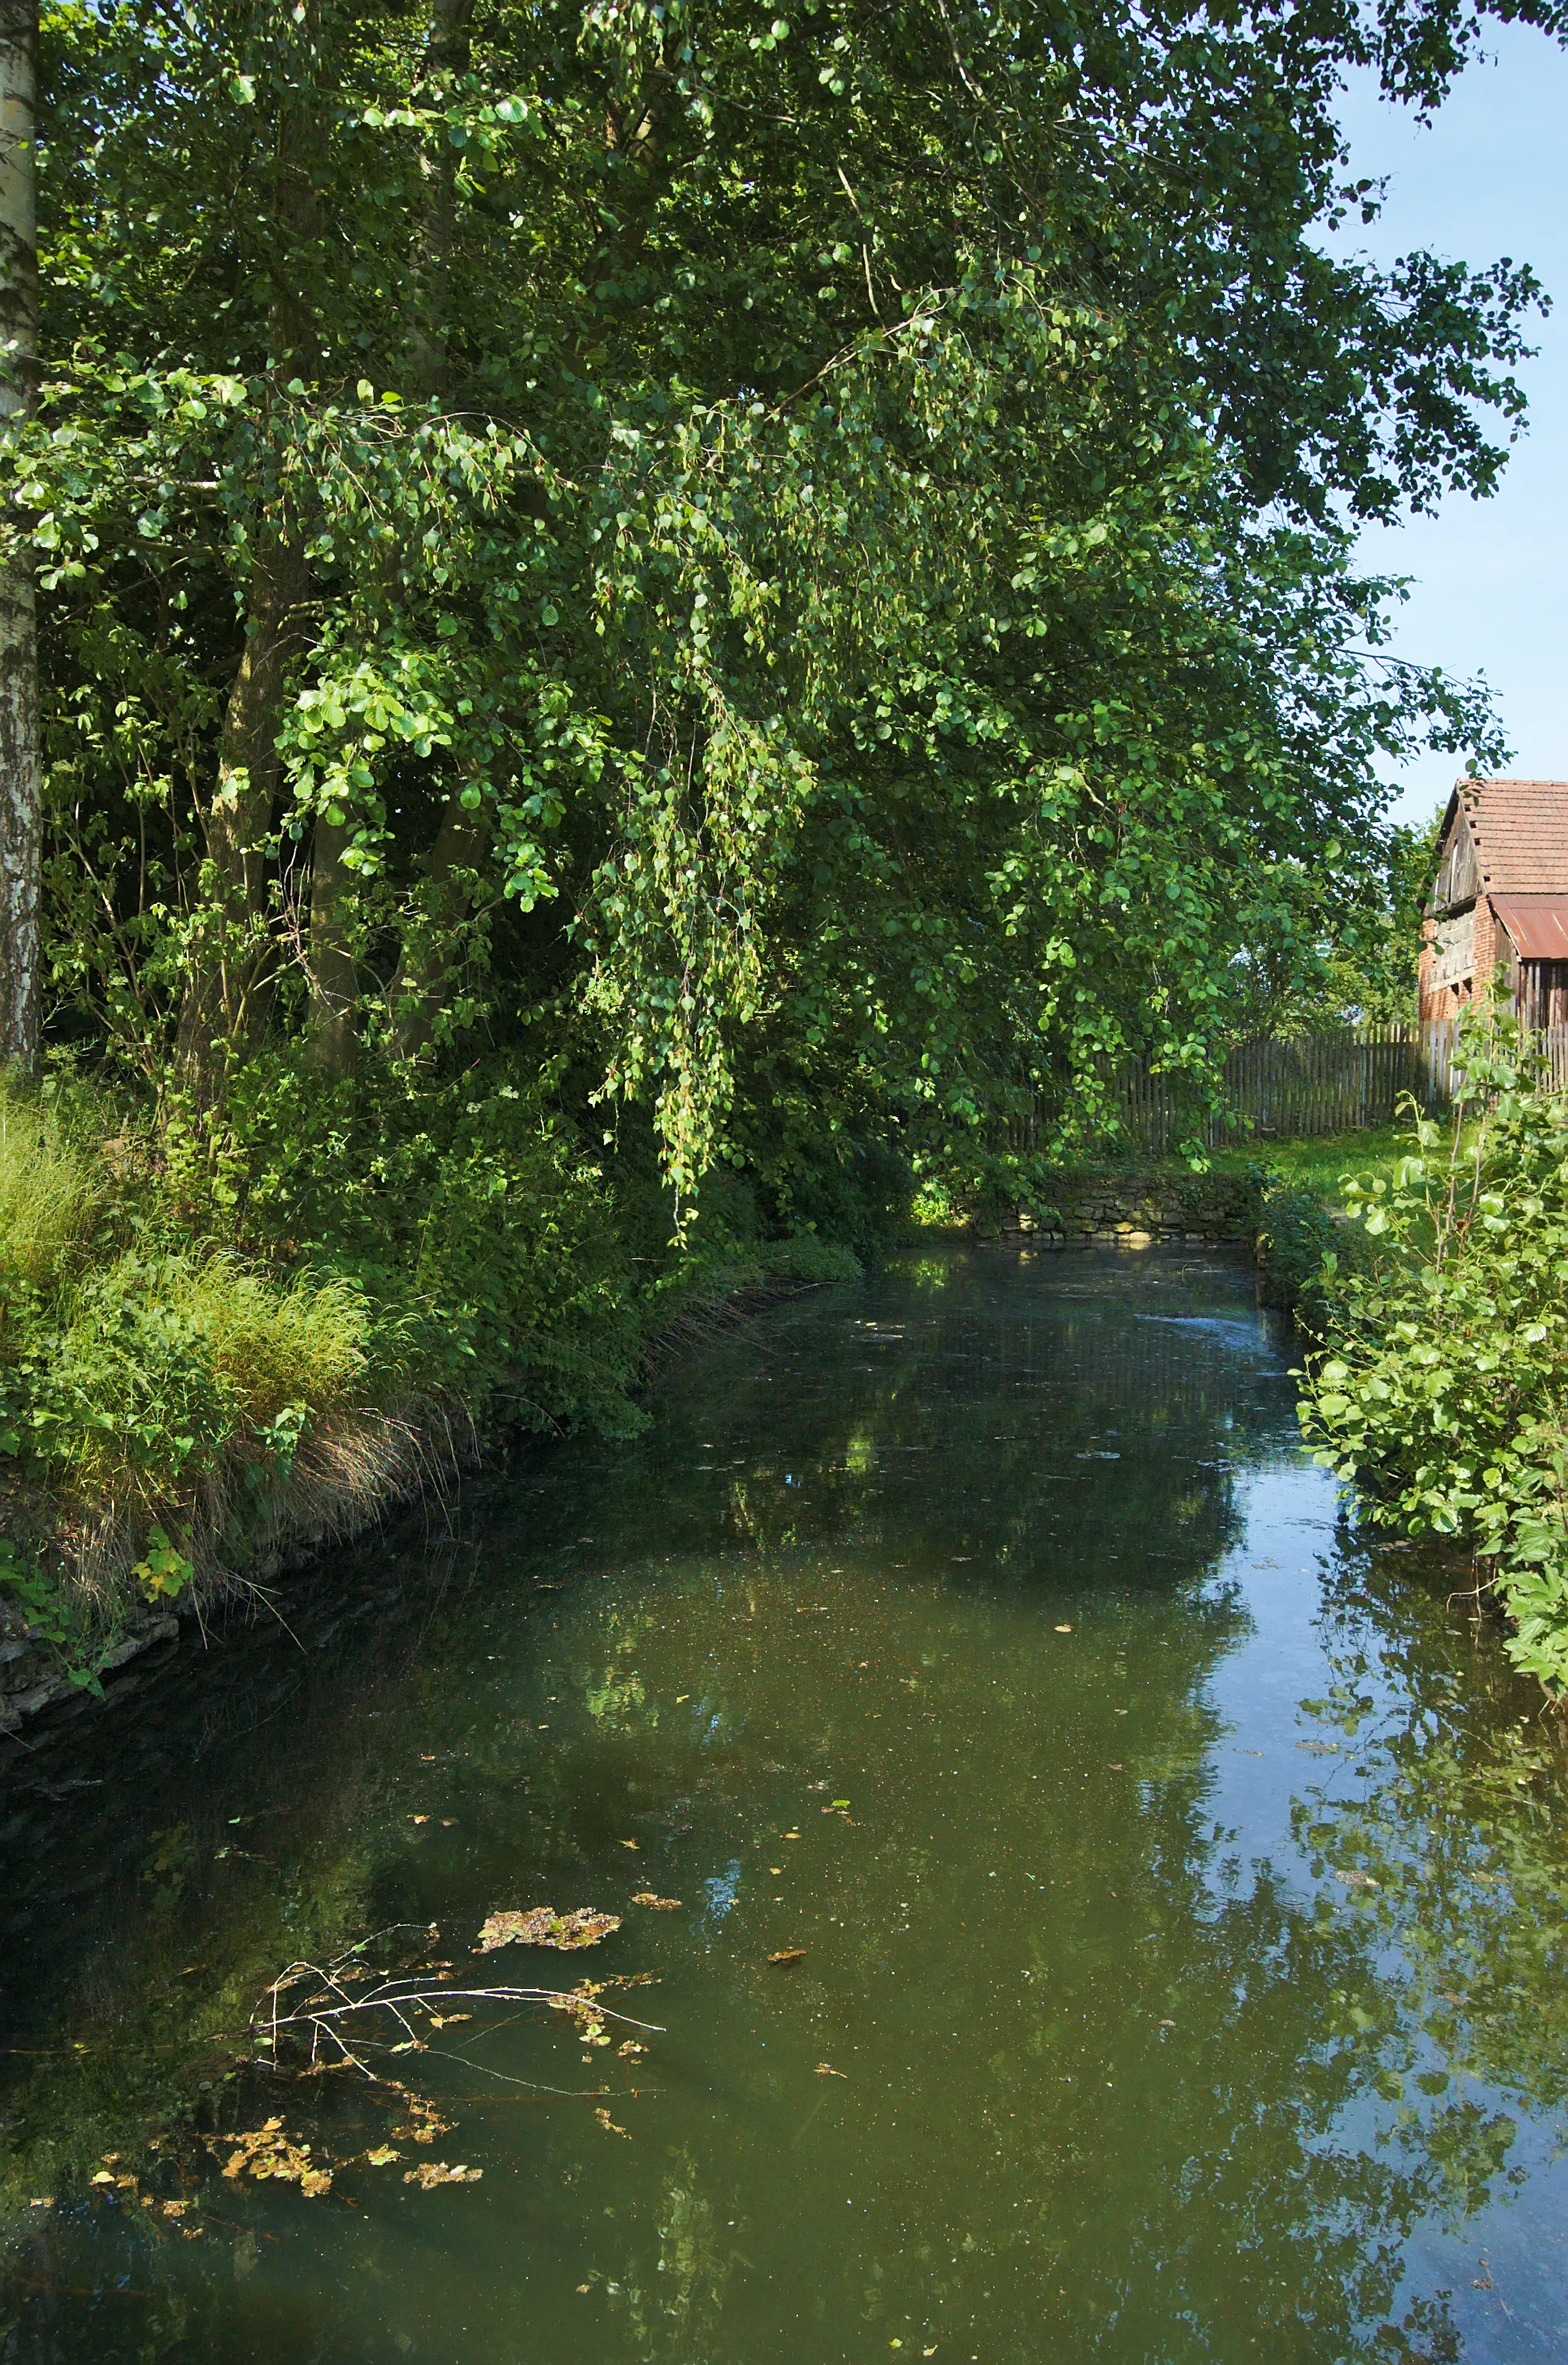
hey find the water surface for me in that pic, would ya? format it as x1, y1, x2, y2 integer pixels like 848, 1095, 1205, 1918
3, 1246, 1568, 2363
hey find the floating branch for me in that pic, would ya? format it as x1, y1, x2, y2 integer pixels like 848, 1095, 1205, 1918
249, 1921, 663, 2079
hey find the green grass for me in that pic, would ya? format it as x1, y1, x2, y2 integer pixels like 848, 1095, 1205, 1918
1206, 1125, 1412, 1207
0, 1084, 108, 1291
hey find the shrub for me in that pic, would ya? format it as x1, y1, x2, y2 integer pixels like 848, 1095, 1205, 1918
1299, 1018, 1568, 1696
1256, 1175, 1361, 1333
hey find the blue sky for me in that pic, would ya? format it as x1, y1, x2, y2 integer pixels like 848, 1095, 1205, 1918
1332, 23, 1568, 827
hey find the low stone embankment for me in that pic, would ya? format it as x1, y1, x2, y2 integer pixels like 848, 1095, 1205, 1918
979, 1169, 1264, 1248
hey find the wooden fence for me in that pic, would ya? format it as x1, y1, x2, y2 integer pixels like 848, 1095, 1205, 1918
1001, 1022, 1568, 1158
1113, 1025, 1458, 1154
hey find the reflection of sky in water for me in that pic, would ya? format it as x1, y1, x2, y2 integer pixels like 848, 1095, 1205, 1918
12, 1248, 1568, 2365
1137, 1313, 1277, 1356
690, 1697, 726, 1749
700, 1858, 743, 1928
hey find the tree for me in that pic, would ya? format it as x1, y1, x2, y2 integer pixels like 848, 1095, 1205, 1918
11, 0, 1559, 1177
0, 0, 37, 1069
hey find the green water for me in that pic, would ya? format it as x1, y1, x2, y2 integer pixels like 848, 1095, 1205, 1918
4, 1246, 1568, 2363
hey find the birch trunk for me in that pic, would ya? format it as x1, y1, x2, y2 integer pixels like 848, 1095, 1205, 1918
0, 0, 39, 1070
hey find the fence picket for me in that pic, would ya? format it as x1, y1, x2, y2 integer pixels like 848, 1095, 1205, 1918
1089, 1020, 1501, 1153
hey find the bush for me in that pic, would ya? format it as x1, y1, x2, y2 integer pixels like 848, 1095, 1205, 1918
1299, 1019, 1568, 1696
1, 1047, 873, 1663
1256, 1175, 1360, 1333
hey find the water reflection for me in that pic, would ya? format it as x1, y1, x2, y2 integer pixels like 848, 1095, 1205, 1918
2, 1248, 1566, 2363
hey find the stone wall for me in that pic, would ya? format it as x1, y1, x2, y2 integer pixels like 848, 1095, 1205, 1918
979, 1168, 1264, 1247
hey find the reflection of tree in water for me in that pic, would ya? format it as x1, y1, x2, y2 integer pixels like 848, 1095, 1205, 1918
10, 1258, 1568, 2362
606, 2150, 733, 2365
551, 1481, 1566, 2354
1291, 1535, 1568, 2160
557, 1251, 1286, 1597
567, 1563, 1494, 2363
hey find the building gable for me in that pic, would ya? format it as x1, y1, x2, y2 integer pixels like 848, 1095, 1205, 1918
1430, 799, 1482, 913
1419, 778, 1568, 1022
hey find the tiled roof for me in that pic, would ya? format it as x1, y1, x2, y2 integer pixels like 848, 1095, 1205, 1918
1453, 778, 1568, 896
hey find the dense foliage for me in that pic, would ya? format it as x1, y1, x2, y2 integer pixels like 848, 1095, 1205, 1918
3, 0, 1566, 1651
1300, 1021, 1568, 1696
14, 0, 1550, 1172
0, 1064, 863, 1660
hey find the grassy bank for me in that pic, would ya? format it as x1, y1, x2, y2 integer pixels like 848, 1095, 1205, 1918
0, 1067, 883, 1700
1208, 1126, 1409, 1208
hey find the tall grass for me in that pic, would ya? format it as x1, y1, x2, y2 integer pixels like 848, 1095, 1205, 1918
54, 1254, 377, 1521
0, 1081, 107, 1291
1, 1079, 406, 1631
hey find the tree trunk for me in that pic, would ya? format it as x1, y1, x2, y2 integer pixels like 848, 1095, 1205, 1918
388, 789, 483, 1060
177, 21, 323, 1092
174, 536, 307, 1090
380, 0, 482, 1063
408, 0, 475, 399
304, 813, 358, 1077
0, 0, 39, 1071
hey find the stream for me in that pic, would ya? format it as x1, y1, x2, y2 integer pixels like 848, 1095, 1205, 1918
2, 1244, 1568, 2363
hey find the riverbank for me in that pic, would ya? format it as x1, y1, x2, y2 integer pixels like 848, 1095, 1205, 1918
0, 1069, 883, 1719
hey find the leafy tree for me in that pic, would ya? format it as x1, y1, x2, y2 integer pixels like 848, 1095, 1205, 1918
0, 0, 39, 1067
4, 0, 1559, 1187
1222, 805, 1448, 1039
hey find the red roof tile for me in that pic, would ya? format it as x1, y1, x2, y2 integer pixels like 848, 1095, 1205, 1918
1450, 778, 1568, 896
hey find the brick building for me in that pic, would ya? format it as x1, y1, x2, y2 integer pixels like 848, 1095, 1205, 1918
1419, 778, 1568, 1027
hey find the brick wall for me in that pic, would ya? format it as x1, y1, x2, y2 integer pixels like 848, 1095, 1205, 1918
1419, 894, 1501, 1022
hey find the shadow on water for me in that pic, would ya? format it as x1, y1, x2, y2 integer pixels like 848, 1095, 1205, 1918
2, 1246, 1566, 2363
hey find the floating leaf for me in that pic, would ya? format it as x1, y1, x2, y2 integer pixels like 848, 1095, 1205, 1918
364, 2146, 402, 2167
768, 1948, 807, 1965
631, 1892, 682, 1910
213, 2121, 332, 2197
593, 2108, 630, 2138
476, 1906, 621, 1952
403, 2161, 483, 2188
814, 2061, 847, 2078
